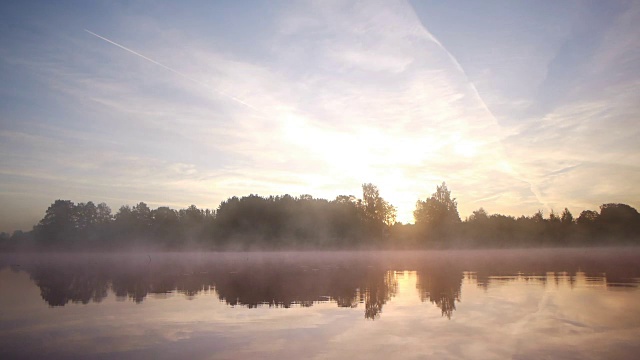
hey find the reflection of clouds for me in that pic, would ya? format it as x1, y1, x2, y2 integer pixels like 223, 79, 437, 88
505, 285, 640, 358
319, 270, 640, 359
0, 288, 358, 358
2, 250, 640, 359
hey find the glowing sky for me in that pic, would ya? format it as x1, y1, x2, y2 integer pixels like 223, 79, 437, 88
1, 0, 639, 231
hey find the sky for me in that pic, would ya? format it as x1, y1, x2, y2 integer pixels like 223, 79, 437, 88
1, 0, 639, 232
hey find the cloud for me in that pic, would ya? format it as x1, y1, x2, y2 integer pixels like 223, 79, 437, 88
1, 0, 536, 227
2, 0, 639, 230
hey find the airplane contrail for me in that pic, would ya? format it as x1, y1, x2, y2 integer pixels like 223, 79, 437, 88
84, 29, 257, 110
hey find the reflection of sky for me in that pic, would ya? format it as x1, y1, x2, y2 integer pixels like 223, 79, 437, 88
1, 1, 639, 231
1, 268, 639, 359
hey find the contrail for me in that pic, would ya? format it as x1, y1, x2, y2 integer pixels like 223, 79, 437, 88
407, 0, 545, 209
84, 29, 257, 110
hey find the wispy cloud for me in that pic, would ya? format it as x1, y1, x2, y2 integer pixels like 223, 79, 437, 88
1, 0, 638, 230
84, 29, 257, 110
0, 0, 538, 226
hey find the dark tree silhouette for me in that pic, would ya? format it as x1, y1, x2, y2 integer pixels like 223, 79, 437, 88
3, 181, 640, 251
34, 200, 77, 247
414, 182, 461, 245
360, 183, 396, 242
577, 210, 599, 225
561, 208, 574, 225
598, 203, 640, 239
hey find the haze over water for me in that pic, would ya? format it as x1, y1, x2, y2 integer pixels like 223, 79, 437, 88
1, 248, 639, 359
2, 1, 640, 358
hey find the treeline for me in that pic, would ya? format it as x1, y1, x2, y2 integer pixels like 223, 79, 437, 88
1, 182, 639, 251
0, 184, 395, 251
404, 183, 640, 248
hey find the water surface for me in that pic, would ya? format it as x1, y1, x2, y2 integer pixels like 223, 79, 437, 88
1, 248, 639, 359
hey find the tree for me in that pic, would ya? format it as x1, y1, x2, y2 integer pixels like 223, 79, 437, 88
96, 203, 112, 224
361, 183, 397, 227
152, 206, 181, 246
180, 205, 205, 226
154, 206, 179, 224
334, 195, 357, 204
132, 202, 152, 228
532, 210, 545, 223
468, 208, 488, 222
179, 204, 211, 244
34, 200, 77, 246
414, 182, 461, 226
560, 208, 574, 225
330, 195, 363, 243
577, 210, 599, 225
76, 201, 98, 231
598, 203, 640, 239
414, 182, 461, 244
599, 203, 639, 223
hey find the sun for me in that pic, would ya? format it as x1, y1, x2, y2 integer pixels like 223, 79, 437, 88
453, 138, 478, 158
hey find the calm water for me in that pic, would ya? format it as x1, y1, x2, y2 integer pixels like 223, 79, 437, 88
1, 248, 640, 359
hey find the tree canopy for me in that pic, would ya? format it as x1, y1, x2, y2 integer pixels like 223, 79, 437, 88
413, 182, 461, 244
1, 182, 639, 251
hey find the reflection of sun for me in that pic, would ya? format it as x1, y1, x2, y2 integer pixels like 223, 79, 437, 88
395, 271, 412, 291
391, 271, 421, 305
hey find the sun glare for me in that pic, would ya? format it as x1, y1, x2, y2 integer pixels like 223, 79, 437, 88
453, 139, 478, 158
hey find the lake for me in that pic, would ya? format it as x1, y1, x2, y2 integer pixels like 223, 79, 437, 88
1, 248, 639, 359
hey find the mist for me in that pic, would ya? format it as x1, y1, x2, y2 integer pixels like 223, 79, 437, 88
1, 182, 639, 252
2, 248, 638, 315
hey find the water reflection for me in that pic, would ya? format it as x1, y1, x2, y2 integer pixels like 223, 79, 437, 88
416, 268, 461, 319
2, 249, 639, 320
14, 254, 400, 319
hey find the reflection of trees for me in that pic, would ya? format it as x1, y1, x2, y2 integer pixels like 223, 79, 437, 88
17, 255, 399, 319
415, 269, 461, 319
13, 250, 640, 320
30, 264, 110, 306
211, 263, 396, 319
112, 272, 152, 303
363, 271, 397, 319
